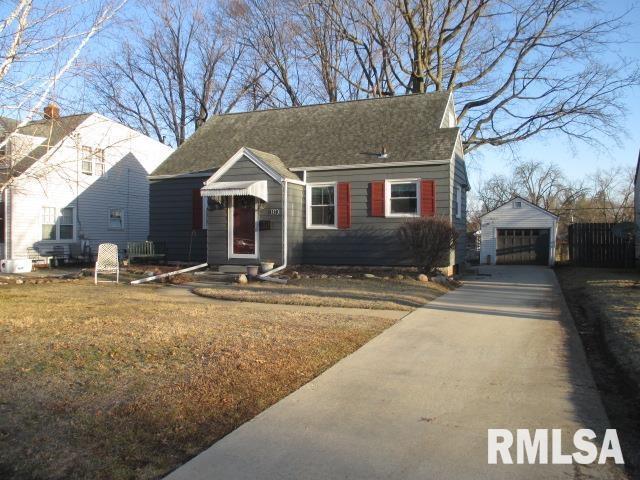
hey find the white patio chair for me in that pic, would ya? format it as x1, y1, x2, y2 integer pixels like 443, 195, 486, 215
94, 243, 119, 285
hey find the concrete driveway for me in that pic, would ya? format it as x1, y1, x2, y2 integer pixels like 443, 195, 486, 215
165, 266, 626, 480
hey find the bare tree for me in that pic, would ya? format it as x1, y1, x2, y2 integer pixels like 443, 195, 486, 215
477, 160, 585, 214
587, 167, 635, 223
89, 0, 254, 146
0, 0, 127, 191
321, 0, 639, 152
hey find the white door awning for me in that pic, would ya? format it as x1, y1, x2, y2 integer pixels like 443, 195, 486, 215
201, 180, 268, 202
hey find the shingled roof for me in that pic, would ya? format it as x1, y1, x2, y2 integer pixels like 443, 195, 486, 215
152, 92, 458, 176
11, 114, 92, 176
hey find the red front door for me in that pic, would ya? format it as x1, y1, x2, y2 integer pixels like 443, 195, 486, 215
232, 196, 256, 256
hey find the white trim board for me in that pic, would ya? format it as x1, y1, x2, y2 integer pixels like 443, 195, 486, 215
206, 147, 283, 185
289, 159, 450, 172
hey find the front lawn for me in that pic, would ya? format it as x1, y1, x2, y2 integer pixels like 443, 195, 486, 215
555, 267, 640, 385
193, 277, 451, 311
0, 281, 395, 479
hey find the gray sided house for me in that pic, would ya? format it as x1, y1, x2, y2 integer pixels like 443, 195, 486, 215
150, 92, 469, 272
635, 150, 639, 264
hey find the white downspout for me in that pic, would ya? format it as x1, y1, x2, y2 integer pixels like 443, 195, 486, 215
258, 179, 288, 281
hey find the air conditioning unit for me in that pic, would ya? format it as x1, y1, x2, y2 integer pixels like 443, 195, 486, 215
0, 258, 32, 274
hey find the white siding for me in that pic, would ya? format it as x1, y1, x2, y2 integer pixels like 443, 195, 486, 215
480, 199, 558, 266
6, 114, 172, 259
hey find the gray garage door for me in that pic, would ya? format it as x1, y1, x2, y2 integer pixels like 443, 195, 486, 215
496, 228, 550, 265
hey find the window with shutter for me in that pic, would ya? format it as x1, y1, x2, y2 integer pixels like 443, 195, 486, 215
306, 183, 337, 228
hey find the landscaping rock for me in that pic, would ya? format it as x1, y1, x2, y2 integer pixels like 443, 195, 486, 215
291, 271, 300, 279
320, 274, 329, 279
236, 274, 248, 285
417, 274, 429, 283
432, 276, 447, 285
394, 274, 405, 280
344, 275, 352, 279
383, 276, 390, 280
363, 273, 376, 278
15, 279, 23, 284
144, 271, 155, 277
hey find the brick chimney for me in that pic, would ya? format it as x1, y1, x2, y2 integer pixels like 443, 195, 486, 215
43, 104, 60, 119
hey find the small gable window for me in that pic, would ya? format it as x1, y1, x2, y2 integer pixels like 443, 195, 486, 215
514, 201, 522, 209
386, 180, 419, 216
81, 146, 92, 175
307, 184, 336, 228
80, 146, 106, 176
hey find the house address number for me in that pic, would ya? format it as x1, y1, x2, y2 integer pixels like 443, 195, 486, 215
269, 208, 281, 215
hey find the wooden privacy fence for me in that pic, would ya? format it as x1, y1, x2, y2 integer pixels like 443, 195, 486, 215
568, 223, 635, 267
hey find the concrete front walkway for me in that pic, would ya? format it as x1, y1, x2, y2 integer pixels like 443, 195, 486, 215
165, 266, 626, 480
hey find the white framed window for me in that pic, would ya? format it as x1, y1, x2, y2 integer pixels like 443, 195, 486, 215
108, 208, 125, 230
385, 179, 420, 217
59, 207, 74, 239
456, 185, 462, 219
306, 183, 337, 229
0, 135, 8, 158
94, 149, 105, 175
41, 207, 75, 241
81, 146, 93, 175
41, 207, 56, 240
80, 146, 106, 176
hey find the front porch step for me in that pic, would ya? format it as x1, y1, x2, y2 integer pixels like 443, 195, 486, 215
218, 264, 253, 274
192, 271, 237, 283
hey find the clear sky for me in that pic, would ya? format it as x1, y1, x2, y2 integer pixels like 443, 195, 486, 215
466, 1, 640, 191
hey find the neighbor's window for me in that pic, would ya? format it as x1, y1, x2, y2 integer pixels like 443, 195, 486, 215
0, 135, 7, 158
308, 184, 335, 227
94, 149, 105, 175
108, 208, 124, 230
387, 180, 419, 215
41, 207, 56, 240
456, 186, 462, 218
81, 146, 93, 175
59, 207, 74, 239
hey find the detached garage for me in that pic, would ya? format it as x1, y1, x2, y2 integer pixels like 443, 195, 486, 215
480, 197, 558, 266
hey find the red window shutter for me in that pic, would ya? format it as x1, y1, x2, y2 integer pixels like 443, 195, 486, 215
370, 181, 385, 217
420, 180, 436, 217
337, 182, 351, 229
192, 189, 203, 229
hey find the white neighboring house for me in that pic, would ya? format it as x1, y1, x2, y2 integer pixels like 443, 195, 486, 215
480, 196, 558, 266
0, 105, 173, 261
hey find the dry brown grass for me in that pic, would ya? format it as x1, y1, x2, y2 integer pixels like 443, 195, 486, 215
556, 267, 640, 385
0, 280, 395, 480
193, 277, 450, 311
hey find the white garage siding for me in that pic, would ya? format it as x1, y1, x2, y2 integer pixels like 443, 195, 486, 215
480, 197, 558, 266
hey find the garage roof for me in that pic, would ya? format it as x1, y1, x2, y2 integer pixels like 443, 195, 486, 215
480, 196, 559, 220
